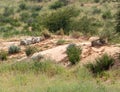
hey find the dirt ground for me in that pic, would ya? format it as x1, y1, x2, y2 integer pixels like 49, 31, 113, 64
0, 35, 120, 67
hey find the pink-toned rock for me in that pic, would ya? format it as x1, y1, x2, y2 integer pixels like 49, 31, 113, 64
89, 36, 100, 42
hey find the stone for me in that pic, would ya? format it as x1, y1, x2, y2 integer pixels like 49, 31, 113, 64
20, 37, 44, 45
89, 36, 106, 47
91, 39, 106, 47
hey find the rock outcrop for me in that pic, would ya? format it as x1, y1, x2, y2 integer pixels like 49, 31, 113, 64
20, 37, 44, 45
89, 36, 106, 47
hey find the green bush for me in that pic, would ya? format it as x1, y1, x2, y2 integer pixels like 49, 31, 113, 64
94, 0, 100, 3
20, 12, 31, 23
115, 4, 120, 33
69, 16, 96, 35
99, 29, 114, 41
85, 54, 114, 74
66, 44, 82, 64
92, 7, 101, 14
19, 3, 28, 10
102, 10, 112, 19
25, 46, 37, 56
50, 1, 64, 9
70, 31, 82, 39
42, 7, 79, 33
30, 5, 42, 11
3, 7, 14, 17
31, 12, 39, 18
8, 45, 21, 54
56, 39, 66, 45
41, 29, 51, 39
0, 50, 8, 61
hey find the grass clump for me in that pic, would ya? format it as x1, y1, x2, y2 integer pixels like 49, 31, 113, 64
19, 3, 28, 10
85, 54, 114, 75
70, 31, 82, 39
102, 10, 112, 19
0, 50, 8, 61
10, 59, 65, 76
66, 44, 82, 64
56, 39, 66, 45
25, 46, 38, 56
41, 29, 51, 39
8, 45, 21, 54
115, 3, 120, 33
49, 0, 64, 10
42, 6, 79, 33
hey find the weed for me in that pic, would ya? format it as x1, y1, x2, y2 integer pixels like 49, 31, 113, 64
56, 39, 66, 45
66, 44, 82, 64
8, 45, 21, 54
0, 50, 8, 61
85, 54, 114, 75
25, 46, 38, 56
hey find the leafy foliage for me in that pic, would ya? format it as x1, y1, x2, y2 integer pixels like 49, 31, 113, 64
56, 39, 66, 45
0, 50, 8, 61
8, 45, 21, 54
115, 3, 120, 33
49, 0, 64, 9
102, 10, 112, 19
3, 7, 14, 17
25, 46, 37, 56
66, 44, 82, 64
19, 3, 28, 10
69, 16, 96, 35
42, 7, 79, 33
85, 54, 114, 74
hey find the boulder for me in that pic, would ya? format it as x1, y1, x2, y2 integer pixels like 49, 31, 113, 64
89, 37, 106, 47
20, 38, 32, 45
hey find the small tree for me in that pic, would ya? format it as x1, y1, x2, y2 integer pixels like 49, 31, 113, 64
42, 7, 79, 33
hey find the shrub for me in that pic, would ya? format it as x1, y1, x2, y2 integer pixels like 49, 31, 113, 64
49, 1, 64, 9
102, 10, 112, 19
30, 5, 42, 11
31, 12, 39, 18
41, 29, 51, 39
70, 31, 82, 39
8, 45, 21, 54
56, 28, 64, 35
20, 12, 31, 23
70, 16, 96, 35
42, 7, 79, 33
3, 7, 14, 17
94, 0, 100, 3
25, 46, 37, 56
58, 0, 69, 5
19, 3, 27, 10
85, 54, 114, 74
56, 39, 66, 45
66, 44, 82, 64
115, 3, 120, 33
99, 29, 114, 41
0, 50, 8, 61
92, 7, 101, 14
